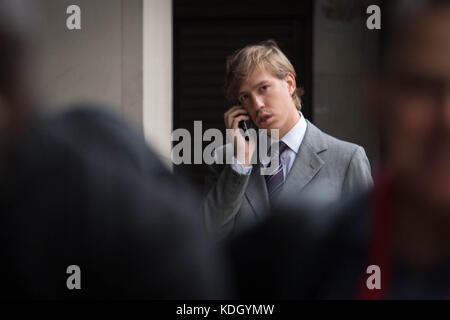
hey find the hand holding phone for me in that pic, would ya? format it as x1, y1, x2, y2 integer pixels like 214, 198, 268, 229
223, 105, 256, 167
238, 119, 250, 141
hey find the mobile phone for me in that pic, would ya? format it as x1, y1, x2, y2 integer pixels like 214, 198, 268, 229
238, 118, 256, 141
234, 100, 253, 140
238, 118, 249, 132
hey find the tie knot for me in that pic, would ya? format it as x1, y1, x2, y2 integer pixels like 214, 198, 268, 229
278, 141, 289, 155
267, 140, 289, 158
266, 141, 289, 166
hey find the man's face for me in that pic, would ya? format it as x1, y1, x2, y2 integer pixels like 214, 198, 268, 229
237, 66, 299, 137
381, 8, 450, 209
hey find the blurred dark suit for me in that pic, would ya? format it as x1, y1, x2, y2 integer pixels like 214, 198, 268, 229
229, 192, 450, 299
0, 105, 226, 299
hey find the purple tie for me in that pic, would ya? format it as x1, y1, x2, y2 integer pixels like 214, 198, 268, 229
265, 141, 289, 197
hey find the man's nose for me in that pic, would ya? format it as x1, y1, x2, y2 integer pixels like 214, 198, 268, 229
250, 94, 265, 110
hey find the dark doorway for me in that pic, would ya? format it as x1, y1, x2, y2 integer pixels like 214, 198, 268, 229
173, 0, 313, 191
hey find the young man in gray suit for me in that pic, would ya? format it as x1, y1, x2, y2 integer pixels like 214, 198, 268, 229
203, 40, 372, 237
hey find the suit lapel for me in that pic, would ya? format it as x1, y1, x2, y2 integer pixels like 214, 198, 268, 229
245, 164, 270, 217
278, 120, 327, 199
280, 142, 324, 198
244, 120, 328, 214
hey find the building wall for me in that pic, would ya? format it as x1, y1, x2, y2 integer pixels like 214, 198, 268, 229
143, 0, 173, 167
34, 0, 143, 132
313, 0, 380, 165
33, 0, 173, 166
32, 0, 380, 168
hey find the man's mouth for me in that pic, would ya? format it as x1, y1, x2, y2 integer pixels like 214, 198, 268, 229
258, 114, 272, 126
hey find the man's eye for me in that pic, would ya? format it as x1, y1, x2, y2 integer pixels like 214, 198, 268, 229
260, 85, 268, 91
240, 95, 248, 102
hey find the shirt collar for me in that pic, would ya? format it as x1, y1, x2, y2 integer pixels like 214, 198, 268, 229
262, 111, 307, 154
280, 111, 307, 154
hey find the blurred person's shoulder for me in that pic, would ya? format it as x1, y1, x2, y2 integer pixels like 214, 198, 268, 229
3, 102, 201, 232
3, 104, 173, 197
234, 189, 371, 251
28, 103, 200, 214
229, 190, 372, 298
0, 104, 225, 298
276, 189, 371, 245
41, 104, 166, 175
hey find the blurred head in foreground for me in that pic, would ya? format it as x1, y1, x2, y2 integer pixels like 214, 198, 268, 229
0, 0, 33, 159
371, 0, 450, 211
230, 0, 450, 300
0, 1, 226, 299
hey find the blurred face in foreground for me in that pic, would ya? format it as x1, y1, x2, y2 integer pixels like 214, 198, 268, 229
379, 6, 450, 210
0, 1, 34, 167
0, 36, 29, 165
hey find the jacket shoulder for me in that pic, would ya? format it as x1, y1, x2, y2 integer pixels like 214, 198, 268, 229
307, 121, 365, 160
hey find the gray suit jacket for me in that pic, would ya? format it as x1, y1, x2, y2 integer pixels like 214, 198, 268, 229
203, 120, 373, 237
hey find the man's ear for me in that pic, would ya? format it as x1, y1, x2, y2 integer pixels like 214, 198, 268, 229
285, 73, 296, 95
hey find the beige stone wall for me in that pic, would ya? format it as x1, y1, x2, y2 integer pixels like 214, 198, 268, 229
143, 0, 173, 168
33, 0, 143, 133
31, 0, 380, 168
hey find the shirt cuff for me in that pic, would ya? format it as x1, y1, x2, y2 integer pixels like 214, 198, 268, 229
231, 157, 252, 175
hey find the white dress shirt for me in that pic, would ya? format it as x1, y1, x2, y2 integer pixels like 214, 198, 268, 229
232, 112, 307, 180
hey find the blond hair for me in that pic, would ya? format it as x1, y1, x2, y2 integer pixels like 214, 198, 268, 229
224, 40, 304, 109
